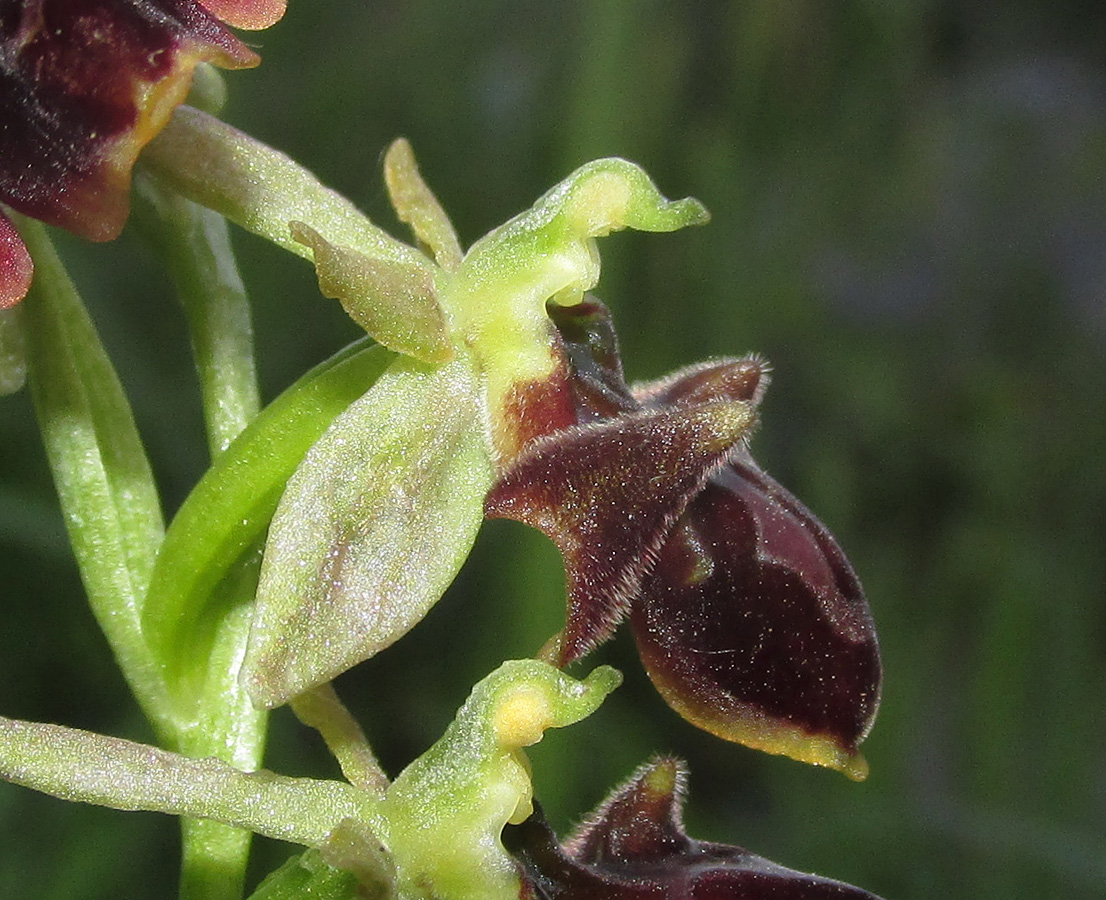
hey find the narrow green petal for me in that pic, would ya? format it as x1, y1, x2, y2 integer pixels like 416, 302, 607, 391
384, 138, 464, 271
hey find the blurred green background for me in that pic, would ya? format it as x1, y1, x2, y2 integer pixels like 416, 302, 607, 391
2, 1, 1104, 898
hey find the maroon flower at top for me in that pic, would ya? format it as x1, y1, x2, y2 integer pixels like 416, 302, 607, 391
0, 0, 286, 307
505, 757, 885, 900
485, 299, 881, 778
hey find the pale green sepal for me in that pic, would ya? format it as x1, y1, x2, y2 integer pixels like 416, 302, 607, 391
383, 660, 622, 900
248, 819, 397, 900
0, 306, 26, 395
142, 340, 393, 697
246, 848, 364, 900
291, 221, 453, 364
319, 819, 398, 899
0, 715, 372, 848
244, 349, 494, 708
144, 107, 430, 273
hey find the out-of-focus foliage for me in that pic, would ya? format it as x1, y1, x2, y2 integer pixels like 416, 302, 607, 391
1, 2, 1103, 898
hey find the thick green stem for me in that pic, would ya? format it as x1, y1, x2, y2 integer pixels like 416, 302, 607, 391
133, 174, 261, 457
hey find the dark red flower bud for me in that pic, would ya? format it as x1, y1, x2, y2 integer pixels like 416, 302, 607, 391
485, 299, 880, 777
0, 0, 285, 306
505, 758, 885, 900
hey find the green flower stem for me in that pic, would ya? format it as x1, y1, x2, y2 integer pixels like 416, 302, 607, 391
141, 339, 393, 688
19, 219, 174, 733
0, 715, 372, 847
143, 106, 429, 272
131, 173, 270, 900
290, 685, 389, 798
132, 173, 261, 457
175, 551, 268, 900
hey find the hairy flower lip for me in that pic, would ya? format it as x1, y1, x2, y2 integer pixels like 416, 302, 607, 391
486, 298, 881, 775
0, 0, 286, 306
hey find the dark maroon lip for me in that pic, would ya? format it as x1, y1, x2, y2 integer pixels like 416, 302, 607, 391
486, 297, 881, 767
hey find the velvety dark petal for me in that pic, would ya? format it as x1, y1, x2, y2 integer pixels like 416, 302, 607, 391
0, 0, 257, 243
0, 213, 33, 309
485, 399, 757, 665
494, 298, 634, 463
505, 759, 884, 900
634, 355, 771, 411
492, 349, 579, 461
629, 454, 881, 780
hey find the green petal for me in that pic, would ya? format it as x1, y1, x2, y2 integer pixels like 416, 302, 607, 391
383, 138, 464, 271
244, 350, 494, 708
291, 221, 452, 363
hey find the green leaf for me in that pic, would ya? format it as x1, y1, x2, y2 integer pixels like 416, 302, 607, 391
383, 660, 622, 900
142, 339, 393, 696
20, 220, 171, 728
244, 349, 494, 708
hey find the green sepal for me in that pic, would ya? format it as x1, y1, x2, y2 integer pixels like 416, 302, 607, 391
142, 339, 393, 699
146, 107, 427, 272
244, 348, 494, 708
145, 109, 453, 362
383, 660, 622, 900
